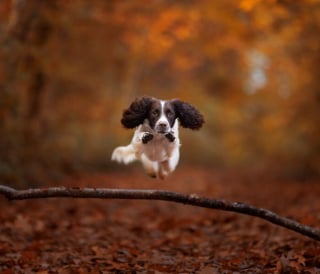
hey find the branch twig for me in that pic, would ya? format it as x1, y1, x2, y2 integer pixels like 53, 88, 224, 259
0, 185, 319, 241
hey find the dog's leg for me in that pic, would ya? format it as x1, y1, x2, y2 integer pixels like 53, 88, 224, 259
165, 132, 175, 142
141, 132, 154, 144
168, 145, 180, 172
159, 146, 180, 179
140, 154, 158, 178
159, 160, 170, 180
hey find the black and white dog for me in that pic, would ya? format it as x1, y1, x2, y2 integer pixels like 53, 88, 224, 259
111, 96, 204, 179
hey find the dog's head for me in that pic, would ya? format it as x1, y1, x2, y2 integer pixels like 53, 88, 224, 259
121, 96, 204, 133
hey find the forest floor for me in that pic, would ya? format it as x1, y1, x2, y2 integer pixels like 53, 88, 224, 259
0, 166, 320, 273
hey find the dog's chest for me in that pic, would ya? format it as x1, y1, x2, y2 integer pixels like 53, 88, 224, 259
143, 134, 174, 162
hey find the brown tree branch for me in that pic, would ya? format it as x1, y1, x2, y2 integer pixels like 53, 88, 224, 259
0, 185, 319, 241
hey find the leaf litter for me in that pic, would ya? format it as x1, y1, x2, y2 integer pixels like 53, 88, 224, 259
0, 167, 319, 273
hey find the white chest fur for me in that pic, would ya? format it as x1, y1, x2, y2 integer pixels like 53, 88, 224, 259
137, 133, 176, 162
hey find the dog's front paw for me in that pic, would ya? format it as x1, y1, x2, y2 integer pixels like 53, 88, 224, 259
142, 132, 153, 144
165, 132, 175, 142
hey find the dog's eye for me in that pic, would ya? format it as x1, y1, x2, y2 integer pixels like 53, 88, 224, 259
151, 109, 159, 117
166, 110, 174, 118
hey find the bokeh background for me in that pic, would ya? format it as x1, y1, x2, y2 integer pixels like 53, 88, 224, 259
0, 0, 319, 185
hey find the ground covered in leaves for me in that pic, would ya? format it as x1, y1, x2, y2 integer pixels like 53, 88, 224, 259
0, 167, 320, 273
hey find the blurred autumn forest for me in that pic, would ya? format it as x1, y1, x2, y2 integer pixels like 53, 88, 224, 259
0, 0, 320, 185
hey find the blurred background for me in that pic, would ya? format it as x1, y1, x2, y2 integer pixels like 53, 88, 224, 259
0, 0, 319, 186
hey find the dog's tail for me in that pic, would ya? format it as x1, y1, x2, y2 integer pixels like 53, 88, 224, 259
111, 145, 137, 164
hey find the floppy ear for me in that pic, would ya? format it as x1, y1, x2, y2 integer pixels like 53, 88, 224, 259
172, 99, 204, 130
121, 97, 153, 128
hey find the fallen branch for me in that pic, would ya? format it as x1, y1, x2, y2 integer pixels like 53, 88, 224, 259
0, 185, 319, 241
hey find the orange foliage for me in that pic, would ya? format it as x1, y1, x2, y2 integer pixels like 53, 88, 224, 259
0, 0, 319, 184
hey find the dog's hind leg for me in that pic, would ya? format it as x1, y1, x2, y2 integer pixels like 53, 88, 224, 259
140, 154, 159, 178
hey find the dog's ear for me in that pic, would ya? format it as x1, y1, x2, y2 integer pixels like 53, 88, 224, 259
121, 97, 153, 128
172, 99, 204, 130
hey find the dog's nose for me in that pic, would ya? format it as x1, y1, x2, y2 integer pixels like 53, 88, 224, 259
157, 122, 168, 133
158, 122, 167, 128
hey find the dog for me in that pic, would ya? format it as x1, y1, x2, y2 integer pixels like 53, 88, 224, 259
111, 96, 204, 179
